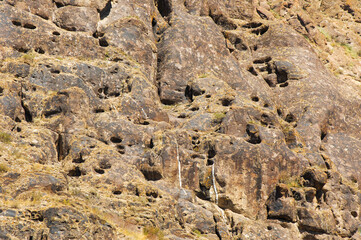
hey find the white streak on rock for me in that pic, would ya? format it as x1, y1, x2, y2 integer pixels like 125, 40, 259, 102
212, 163, 218, 204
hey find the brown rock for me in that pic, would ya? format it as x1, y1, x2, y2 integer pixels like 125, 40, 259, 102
53, 6, 99, 33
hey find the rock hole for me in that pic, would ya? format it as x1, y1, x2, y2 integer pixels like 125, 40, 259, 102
141, 167, 162, 181
221, 98, 233, 106
261, 114, 272, 127
72, 154, 85, 163
68, 167, 83, 177
16, 127, 21, 132
94, 168, 105, 174
161, 99, 176, 105
190, 106, 199, 111
152, 18, 157, 27
341, 4, 354, 16
52, 31, 60, 36
321, 130, 327, 141
253, 56, 272, 64
214, 16, 237, 30
177, 113, 186, 118
93, 31, 104, 38
205, 94, 211, 98
185, 85, 193, 102
251, 96, 259, 102
112, 190, 122, 195
324, 161, 331, 169
292, 190, 302, 201
155, 0, 172, 18
21, 101, 33, 122
23, 23, 36, 29
280, 223, 288, 228
56, 133, 64, 161
51, 69, 60, 74
99, 38, 109, 47
100, 0, 112, 20
149, 139, 154, 148
15, 46, 29, 53
267, 226, 272, 231
44, 108, 62, 118
248, 66, 258, 76
251, 25, 269, 35
35, 48, 45, 54
276, 69, 288, 84
29, 236, 33, 240
146, 191, 158, 198
12, 20, 21, 26
351, 211, 357, 217
0, 87, 3, 96
117, 145, 125, 154
140, 121, 150, 125
95, 108, 105, 113
264, 104, 269, 108
303, 234, 317, 240
103, 86, 109, 95
279, 82, 288, 87
207, 145, 216, 158
206, 159, 214, 165
285, 113, 296, 123
55, 2, 64, 8
277, 109, 282, 116
191, 154, 204, 159
242, 22, 263, 29
110, 137, 122, 143
246, 124, 261, 144
30, 211, 44, 221
234, 38, 248, 51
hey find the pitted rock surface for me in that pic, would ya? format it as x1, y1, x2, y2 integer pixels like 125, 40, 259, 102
0, 0, 360, 239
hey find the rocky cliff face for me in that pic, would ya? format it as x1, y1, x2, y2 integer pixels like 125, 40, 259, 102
0, 0, 360, 239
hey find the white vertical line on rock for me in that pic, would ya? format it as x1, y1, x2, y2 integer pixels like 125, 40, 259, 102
212, 163, 218, 204
175, 138, 182, 189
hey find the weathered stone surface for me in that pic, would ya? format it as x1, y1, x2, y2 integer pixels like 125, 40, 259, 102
53, 6, 99, 33
6, 0, 54, 20
0, 0, 360, 239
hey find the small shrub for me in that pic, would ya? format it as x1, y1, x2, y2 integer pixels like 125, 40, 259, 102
340, 43, 358, 58
0, 132, 11, 143
198, 73, 209, 78
213, 112, 226, 122
317, 27, 331, 41
279, 174, 301, 188
143, 226, 164, 240
0, 163, 9, 173
192, 229, 202, 236
21, 51, 36, 63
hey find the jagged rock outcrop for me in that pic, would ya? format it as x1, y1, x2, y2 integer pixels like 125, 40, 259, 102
0, 0, 360, 239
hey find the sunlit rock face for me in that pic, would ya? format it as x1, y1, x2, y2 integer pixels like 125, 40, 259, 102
0, 0, 360, 239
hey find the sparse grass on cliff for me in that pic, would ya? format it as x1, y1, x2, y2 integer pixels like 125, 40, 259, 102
0, 132, 11, 143
143, 226, 164, 240
0, 163, 9, 173
279, 174, 301, 188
